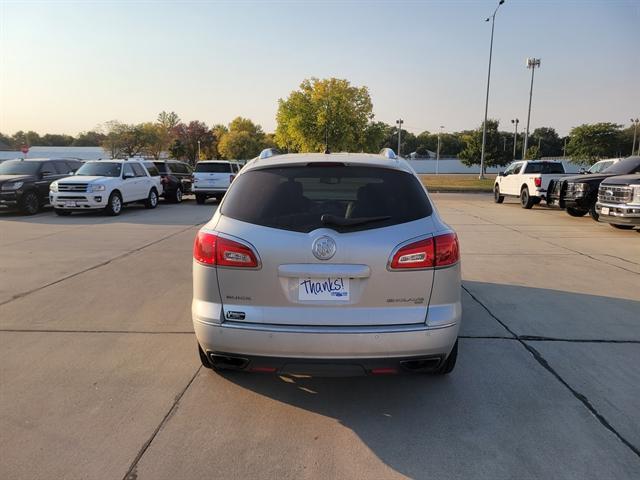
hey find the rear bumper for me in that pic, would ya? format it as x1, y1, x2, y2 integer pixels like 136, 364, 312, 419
193, 187, 227, 195
193, 316, 459, 362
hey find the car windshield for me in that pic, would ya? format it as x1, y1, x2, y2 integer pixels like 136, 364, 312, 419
195, 162, 230, 173
601, 157, 640, 175
0, 160, 41, 175
221, 165, 432, 233
75, 162, 122, 177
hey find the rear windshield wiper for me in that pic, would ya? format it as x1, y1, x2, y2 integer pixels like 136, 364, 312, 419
320, 214, 391, 227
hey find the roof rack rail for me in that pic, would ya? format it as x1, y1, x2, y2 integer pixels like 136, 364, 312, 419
379, 148, 397, 159
258, 148, 281, 160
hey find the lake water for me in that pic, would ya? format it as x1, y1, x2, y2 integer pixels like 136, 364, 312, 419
0, 146, 582, 174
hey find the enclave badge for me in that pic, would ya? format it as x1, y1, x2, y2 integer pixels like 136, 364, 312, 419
312, 236, 336, 260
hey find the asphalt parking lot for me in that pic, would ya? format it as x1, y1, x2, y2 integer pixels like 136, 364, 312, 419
1, 193, 639, 480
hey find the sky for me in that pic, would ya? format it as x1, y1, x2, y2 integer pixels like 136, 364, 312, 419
0, 0, 638, 137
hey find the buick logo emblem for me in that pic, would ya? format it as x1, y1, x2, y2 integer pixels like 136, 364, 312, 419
312, 236, 336, 260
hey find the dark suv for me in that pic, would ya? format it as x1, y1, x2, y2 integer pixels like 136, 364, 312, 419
0, 158, 83, 214
145, 160, 193, 203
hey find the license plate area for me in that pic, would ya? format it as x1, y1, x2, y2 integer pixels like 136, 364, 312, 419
64, 201, 77, 207
298, 277, 350, 301
601, 207, 610, 215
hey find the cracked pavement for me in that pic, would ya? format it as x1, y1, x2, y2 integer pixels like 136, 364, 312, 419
1, 194, 639, 479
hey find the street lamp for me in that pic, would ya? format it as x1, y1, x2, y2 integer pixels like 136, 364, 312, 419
197, 140, 201, 160
511, 118, 519, 159
479, 0, 506, 180
631, 118, 639, 156
396, 119, 404, 157
522, 57, 541, 159
436, 125, 444, 175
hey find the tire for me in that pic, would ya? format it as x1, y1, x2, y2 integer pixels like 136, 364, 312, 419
54, 209, 71, 216
566, 207, 588, 217
520, 187, 535, 209
610, 224, 635, 230
19, 191, 40, 215
434, 340, 458, 375
196, 194, 206, 205
198, 344, 213, 369
494, 185, 504, 204
104, 191, 123, 216
145, 188, 158, 209
173, 188, 183, 204
589, 204, 599, 222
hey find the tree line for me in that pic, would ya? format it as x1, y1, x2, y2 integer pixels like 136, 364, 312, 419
1, 77, 636, 166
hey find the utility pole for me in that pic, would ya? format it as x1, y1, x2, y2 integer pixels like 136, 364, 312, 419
396, 119, 404, 157
563, 137, 567, 157
197, 140, 201, 160
511, 118, 519, 159
436, 125, 444, 175
479, 0, 506, 180
631, 118, 639, 156
522, 57, 541, 159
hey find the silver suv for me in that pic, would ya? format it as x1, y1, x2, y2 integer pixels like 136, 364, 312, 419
192, 149, 461, 376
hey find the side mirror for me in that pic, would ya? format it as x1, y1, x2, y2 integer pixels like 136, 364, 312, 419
579, 168, 587, 174
498, 172, 505, 177
123, 172, 135, 179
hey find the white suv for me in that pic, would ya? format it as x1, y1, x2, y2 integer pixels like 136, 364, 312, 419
50, 159, 162, 216
192, 160, 240, 204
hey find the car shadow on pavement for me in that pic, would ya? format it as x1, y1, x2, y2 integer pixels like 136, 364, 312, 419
214, 283, 640, 478
0, 199, 217, 226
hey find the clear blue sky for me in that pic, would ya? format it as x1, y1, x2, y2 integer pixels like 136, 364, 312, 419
1, 0, 638, 137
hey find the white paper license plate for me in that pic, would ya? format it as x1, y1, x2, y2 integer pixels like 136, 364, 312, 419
601, 207, 610, 215
64, 201, 77, 207
298, 277, 350, 301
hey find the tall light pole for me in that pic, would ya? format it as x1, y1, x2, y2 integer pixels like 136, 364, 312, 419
396, 119, 404, 156
522, 57, 541, 159
479, 0, 506, 180
511, 118, 519, 159
197, 140, 201, 160
436, 125, 444, 175
631, 118, 639, 156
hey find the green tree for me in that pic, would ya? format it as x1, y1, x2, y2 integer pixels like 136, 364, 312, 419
275, 77, 374, 153
140, 122, 171, 159
459, 120, 511, 172
361, 121, 389, 153
218, 117, 268, 160
157, 111, 181, 131
101, 121, 146, 158
530, 127, 563, 157
566, 122, 622, 164
40, 133, 74, 146
73, 130, 106, 146
172, 121, 214, 163
526, 145, 541, 159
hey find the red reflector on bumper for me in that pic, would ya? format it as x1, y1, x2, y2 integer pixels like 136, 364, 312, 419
371, 368, 398, 375
249, 367, 277, 373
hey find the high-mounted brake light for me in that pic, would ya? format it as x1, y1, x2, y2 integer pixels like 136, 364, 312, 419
534, 177, 542, 187
193, 232, 259, 268
389, 233, 459, 270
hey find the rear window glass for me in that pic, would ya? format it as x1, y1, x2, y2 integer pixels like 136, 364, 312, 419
195, 162, 231, 173
221, 165, 432, 233
524, 162, 564, 174
153, 162, 169, 174
144, 162, 160, 176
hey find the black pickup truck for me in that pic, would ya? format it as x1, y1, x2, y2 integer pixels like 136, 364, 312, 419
547, 156, 640, 220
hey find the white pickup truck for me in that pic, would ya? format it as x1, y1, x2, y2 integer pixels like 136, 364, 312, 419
493, 160, 571, 209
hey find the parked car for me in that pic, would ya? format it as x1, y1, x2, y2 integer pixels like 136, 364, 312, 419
49, 159, 162, 216
192, 160, 240, 204
145, 160, 193, 203
0, 158, 83, 214
493, 160, 570, 208
595, 174, 640, 230
192, 148, 461, 376
580, 158, 620, 174
547, 156, 640, 219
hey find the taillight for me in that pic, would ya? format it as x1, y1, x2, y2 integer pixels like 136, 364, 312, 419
230, 174, 236, 183
389, 233, 459, 270
534, 177, 542, 187
193, 232, 259, 268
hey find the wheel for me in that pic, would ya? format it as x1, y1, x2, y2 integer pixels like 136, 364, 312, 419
610, 224, 635, 230
520, 187, 535, 209
434, 340, 458, 375
589, 204, 599, 222
145, 188, 158, 209
19, 191, 40, 215
196, 194, 206, 205
173, 188, 183, 203
104, 191, 123, 216
54, 209, 71, 216
198, 344, 213, 369
494, 185, 504, 204
566, 207, 588, 217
